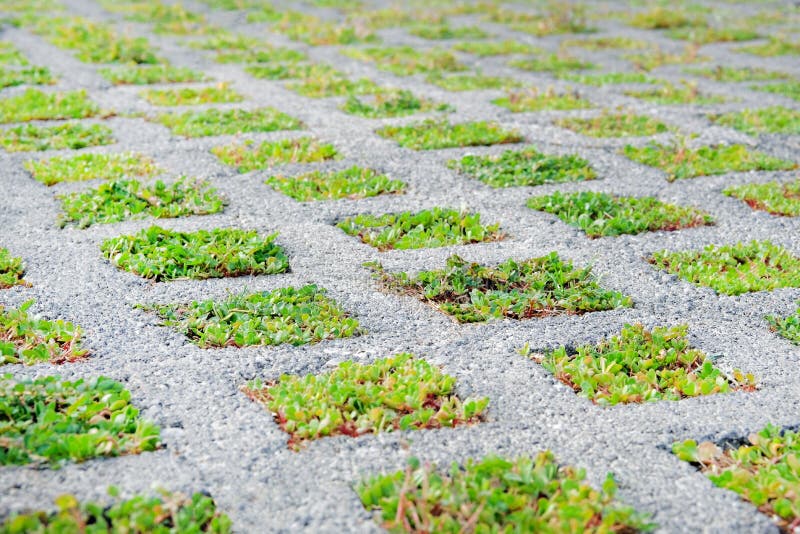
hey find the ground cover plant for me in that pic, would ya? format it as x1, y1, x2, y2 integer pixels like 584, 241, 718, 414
0, 122, 113, 152
650, 240, 800, 295
99, 65, 207, 85
738, 37, 800, 57
338, 208, 501, 251
109, 1, 212, 36
424, 72, 518, 91
451, 40, 538, 56
0, 300, 88, 366
709, 107, 800, 136
376, 119, 522, 150
213, 46, 307, 65
684, 66, 791, 82
625, 6, 707, 30
408, 23, 488, 40
266, 166, 405, 201
146, 285, 360, 348
557, 71, 660, 86
58, 177, 225, 228
667, 26, 759, 44
624, 82, 724, 105
492, 88, 590, 112
673, 424, 800, 532
624, 46, 708, 72
485, 3, 595, 36
25, 152, 160, 186
0, 89, 99, 123
723, 180, 800, 217
243, 353, 488, 449
753, 81, 800, 101
341, 90, 450, 118
533, 323, 754, 405
556, 110, 669, 137
0, 248, 26, 289
527, 191, 713, 237
285, 70, 380, 98
448, 146, 595, 188
341, 46, 466, 76
623, 142, 797, 181
0, 65, 54, 88
509, 53, 594, 73
154, 107, 302, 137
271, 11, 379, 46
561, 36, 649, 51
370, 253, 631, 323
141, 84, 243, 106
357, 452, 654, 532
0, 374, 160, 467
212, 138, 338, 172
0, 41, 28, 65
101, 227, 289, 281
1, 489, 232, 533
766, 304, 800, 344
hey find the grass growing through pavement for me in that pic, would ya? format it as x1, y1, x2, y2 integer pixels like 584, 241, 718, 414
0, 374, 160, 467
767, 305, 800, 344
624, 82, 724, 105
556, 111, 669, 137
341, 90, 450, 118
492, 88, 590, 112
141, 84, 243, 106
753, 81, 800, 102
738, 37, 800, 56
58, 177, 225, 228
684, 66, 791, 82
25, 152, 160, 186
485, 3, 594, 36
624, 46, 708, 72
285, 70, 379, 98
0, 248, 26, 289
408, 23, 488, 40
723, 180, 800, 217
0, 299, 88, 366
534, 323, 755, 405
376, 119, 522, 150
558, 71, 659, 86
451, 40, 538, 56
710, 107, 800, 136
371, 254, 631, 323
625, 6, 706, 29
0, 66, 55, 88
341, 46, 466, 75
99, 65, 207, 85
243, 353, 488, 449
358, 453, 654, 533
509, 53, 594, 73
650, 240, 800, 295
0, 89, 99, 123
102, 227, 289, 281
448, 146, 595, 188
147, 285, 360, 348
425, 72, 519, 91
0, 41, 28, 65
212, 138, 338, 172
667, 26, 759, 44
527, 191, 713, 237
0, 122, 113, 152
561, 36, 649, 51
338, 208, 501, 251
266, 166, 405, 201
154, 108, 302, 137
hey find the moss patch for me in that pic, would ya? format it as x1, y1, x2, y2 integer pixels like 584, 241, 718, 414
154, 107, 302, 137
0, 248, 26, 289
377, 119, 522, 150
0, 89, 99, 123
25, 152, 159, 186
0, 122, 113, 152
0, 299, 88, 366
493, 88, 590, 112
342, 46, 466, 76
212, 137, 338, 172
99, 65, 207, 85
556, 111, 669, 137
266, 166, 405, 201
724, 180, 800, 217
141, 84, 243, 106
710, 106, 800, 136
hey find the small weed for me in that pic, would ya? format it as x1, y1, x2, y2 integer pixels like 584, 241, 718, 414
766, 305, 800, 344
0, 299, 87, 366
214, 47, 307, 65
624, 46, 707, 72
342, 46, 466, 76
0, 65, 54, 88
561, 36, 649, 51
273, 11, 379, 46
377, 119, 522, 150
668, 26, 759, 44
425, 71, 519, 91
0, 41, 28, 65
493, 88, 590, 112
723, 180, 800, 217
286, 71, 380, 98
510, 53, 594, 73
99, 65, 207, 85
188, 32, 260, 50
408, 23, 488, 40
141, 83, 243, 106
753, 81, 800, 101
0, 248, 26, 289
624, 81, 725, 104
452, 40, 538, 56
0, 122, 113, 152
25, 152, 159, 186
212, 138, 338, 172
266, 166, 405, 201
558, 71, 659, 86
154, 108, 302, 137
626, 7, 706, 29
486, 3, 594, 36
557, 110, 669, 137
685, 66, 791, 82
738, 37, 800, 56
113, 2, 211, 36
246, 62, 333, 82
0, 89, 99, 123
711, 106, 800, 135
341, 90, 449, 118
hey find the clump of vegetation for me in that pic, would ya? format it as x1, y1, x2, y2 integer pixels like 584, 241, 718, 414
626, 6, 706, 29
372, 254, 631, 322
102, 227, 288, 281
492, 88, 590, 112
452, 40, 538, 56
668, 26, 759, 44
623, 141, 797, 181
558, 71, 659, 86
25, 152, 160, 186
0, 248, 26, 289
448, 146, 595, 188
650, 240, 800, 295
624, 81, 724, 105
110, 1, 212, 36
425, 72, 518, 91
684, 65, 790, 82
266, 166, 405, 201
0, 65, 55, 88
409, 23, 487, 40
341, 90, 450, 118
556, 110, 669, 137
534, 323, 755, 405
0, 299, 88, 366
509, 53, 594, 73
624, 46, 707, 72
214, 47, 306, 65
738, 37, 800, 56
272, 11, 380, 46
246, 62, 333, 82
0, 41, 29, 65
342, 46, 466, 76
211, 137, 338, 172
141, 84, 243, 106
723, 180, 800, 217
561, 36, 648, 51
99, 65, 207, 85
358, 453, 654, 532
338, 208, 502, 251
486, 3, 595, 36
766, 305, 800, 344
286, 70, 380, 98
2, 489, 231, 533
146, 285, 360, 348
376, 119, 522, 150
154, 107, 302, 137
753, 81, 800, 101
528, 191, 713, 237
710, 106, 800, 136
0, 89, 99, 123
0, 122, 113, 152
0, 374, 160, 467
243, 353, 488, 449
673, 424, 800, 532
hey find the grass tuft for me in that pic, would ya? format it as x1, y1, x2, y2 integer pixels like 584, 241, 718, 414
266, 166, 405, 201
25, 152, 160, 186
492, 88, 589, 112
684, 66, 790, 82
376, 119, 522, 150
710, 106, 800, 136
624, 81, 724, 105
99, 65, 207, 85
425, 72, 518, 91
0, 299, 88, 366
342, 46, 466, 76
556, 110, 668, 137
723, 180, 800, 217
212, 137, 338, 172
753, 81, 800, 101
408, 23, 488, 40
0, 89, 99, 123
154, 107, 302, 137
452, 40, 538, 56
341, 90, 450, 118
738, 37, 800, 57
558, 71, 659, 86
0, 122, 113, 152
141, 84, 243, 106
509, 53, 594, 73
0, 65, 55, 88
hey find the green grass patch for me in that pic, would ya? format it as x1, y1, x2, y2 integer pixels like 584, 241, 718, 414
25, 152, 159, 186
0, 65, 54, 88
370, 253, 631, 322
448, 146, 595, 188
509, 53, 594, 73
451, 40, 538, 56
154, 107, 302, 137
213, 47, 307, 65
753, 81, 800, 101
623, 142, 797, 181
766, 305, 800, 344
272, 11, 379, 46
141, 84, 243, 106
146, 285, 359, 348
341, 90, 450, 118
558, 71, 659, 86
493, 88, 590, 112
0, 89, 99, 123
684, 66, 791, 82
425, 72, 518, 91
212, 137, 338, 172
738, 37, 800, 56
527, 191, 713, 237
0, 374, 160, 467
376, 119, 522, 150
285, 70, 379, 98
0, 122, 113, 152
187, 32, 260, 50
561, 36, 649, 51
486, 4, 594, 36
556, 110, 669, 137
243, 353, 487, 449
625, 81, 724, 104
246, 62, 333, 82
342, 46, 466, 76
266, 166, 405, 201
408, 23, 488, 40
0, 248, 26, 289
668, 26, 759, 44
111, 1, 211, 36
0, 41, 28, 66
624, 46, 707, 72
99, 65, 207, 85
650, 240, 800, 295
533, 323, 755, 405
0, 299, 88, 366
58, 177, 225, 228
339, 208, 501, 251
625, 7, 706, 29
724, 180, 800, 217
710, 106, 800, 135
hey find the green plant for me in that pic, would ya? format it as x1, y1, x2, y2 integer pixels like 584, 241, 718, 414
624, 46, 707, 71
668, 26, 760, 44
154, 108, 302, 137
214, 47, 307, 65
141, 84, 243, 106
358, 453, 654, 532
0, 66, 54, 88
408, 23, 488, 40
556, 110, 668, 137
25, 152, 160, 186
341, 90, 449, 118
624, 81, 724, 104
266, 166, 405, 201
684, 65, 791, 82
509, 53, 595, 73
0, 122, 113, 152
272, 11, 379, 46
243, 353, 488, 449
0, 41, 28, 65
753, 81, 800, 101
561, 36, 649, 51
286, 71, 380, 98
626, 6, 706, 29
766, 305, 800, 344
212, 137, 338, 172
338, 208, 502, 251
710, 106, 800, 135
0, 374, 160, 467
371, 253, 631, 322
341, 46, 466, 76
557, 71, 659, 86
738, 37, 800, 56
486, 3, 594, 36
112, 1, 212, 36
0, 248, 26, 289
623, 142, 797, 181
537, 323, 755, 405
146, 285, 360, 348
0, 89, 99, 123
99, 65, 207, 85
448, 146, 595, 188
451, 40, 538, 56
376, 119, 522, 150
492, 88, 590, 112
245, 62, 332, 81
723, 180, 800, 217
425, 72, 518, 91
650, 240, 800, 295
0, 299, 87, 366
